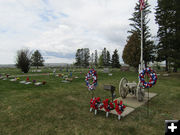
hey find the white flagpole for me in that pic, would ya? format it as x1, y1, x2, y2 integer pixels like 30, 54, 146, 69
140, 3, 143, 71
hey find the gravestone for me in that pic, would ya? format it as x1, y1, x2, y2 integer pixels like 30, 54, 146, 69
35, 82, 42, 86
25, 82, 32, 85
20, 81, 25, 83
53, 69, 56, 76
103, 68, 109, 73
10, 78, 17, 82
120, 66, 130, 71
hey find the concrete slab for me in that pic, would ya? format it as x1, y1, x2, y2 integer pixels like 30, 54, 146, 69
116, 92, 157, 108
99, 107, 135, 117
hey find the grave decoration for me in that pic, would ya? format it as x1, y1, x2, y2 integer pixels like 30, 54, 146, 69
89, 97, 126, 120
58, 74, 62, 77
70, 72, 72, 77
86, 69, 126, 120
114, 100, 126, 120
119, 67, 157, 102
26, 77, 29, 82
32, 80, 36, 83
42, 81, 46, 85
85, 68, 97, 91
24, 77, 32, 84
139, 67, 157, 88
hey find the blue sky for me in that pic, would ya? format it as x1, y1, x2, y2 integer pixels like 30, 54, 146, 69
0, 0, 158, 64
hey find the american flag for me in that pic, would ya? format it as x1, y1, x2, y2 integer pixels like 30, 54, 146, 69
140, 0, 145, 10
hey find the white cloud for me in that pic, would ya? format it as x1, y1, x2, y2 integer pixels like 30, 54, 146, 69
0, 0, 158, 64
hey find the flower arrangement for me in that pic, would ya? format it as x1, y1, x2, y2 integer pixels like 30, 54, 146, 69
90, 97, 104, 110
139, 67, 157, 88
32, 80, 36, 83
114, 100, 126, 115
90, 97, 126, 117
26, 77, 29, 82
42, 81, 46, 85
103, 99, 115, 112
85, 69, 97, 90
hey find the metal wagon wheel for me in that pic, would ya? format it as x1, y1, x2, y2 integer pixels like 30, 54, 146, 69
119, 77, 128, 98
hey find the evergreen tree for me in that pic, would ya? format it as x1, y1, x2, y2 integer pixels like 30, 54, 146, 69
129, 0, 155, 67
98, 54, 103, 67
90, 52, 94, 66
111, 49, 121, 68
155, 0, 179, 71
102, 48, 107, 66
75, 49, 81, 66
16, 49, 31, 73
31, 50, 44, 69
122, 32, 141, 69
83, 48, 90, 67
106, 50, 111, 66
94, 50, 98, 67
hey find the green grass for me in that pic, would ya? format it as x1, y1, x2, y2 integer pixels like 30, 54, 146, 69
0, 68, 180, 135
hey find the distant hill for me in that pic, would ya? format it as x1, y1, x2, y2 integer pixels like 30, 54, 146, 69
0, 63, 71, 68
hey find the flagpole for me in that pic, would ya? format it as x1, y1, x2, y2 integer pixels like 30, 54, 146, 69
140, 3, 143, 71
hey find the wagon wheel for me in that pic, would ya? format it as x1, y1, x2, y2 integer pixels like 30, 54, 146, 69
119, 77, 128, 98
136, 82, 145, 102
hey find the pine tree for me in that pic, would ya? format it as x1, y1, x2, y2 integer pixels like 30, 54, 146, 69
94, 50, 98, 67
31, 50, 44, 69
155, 0, 179, 71
129, 0, 155, 67
106, 50, 111, 66
75, 49, 81, 66
16, 49, 31, 73
122, 32, 141, 69
90, 52, 94, 66
102, 48, 107, 66
98, 54, 103, 67
111, 49, 120, 68
83, 48, 90, 67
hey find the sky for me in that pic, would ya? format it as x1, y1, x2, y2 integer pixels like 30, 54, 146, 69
0, 0, 158, 64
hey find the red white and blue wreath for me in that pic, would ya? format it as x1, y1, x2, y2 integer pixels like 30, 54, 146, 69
85, 69, 97, 90
139, 67, 157, 88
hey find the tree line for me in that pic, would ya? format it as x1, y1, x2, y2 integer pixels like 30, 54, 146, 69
75, 48, 121, 68
122, 0, 179, 72
16, 49, 44, 73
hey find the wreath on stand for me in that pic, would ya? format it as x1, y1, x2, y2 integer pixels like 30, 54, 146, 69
85, 68, 97, 90
139, 67, 157, 88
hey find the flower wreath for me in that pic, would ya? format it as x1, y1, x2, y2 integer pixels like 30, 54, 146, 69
139, 67, 157, 88
85, 69, 97, 90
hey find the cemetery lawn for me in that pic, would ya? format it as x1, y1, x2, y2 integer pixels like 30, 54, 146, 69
0, 69, 180, 135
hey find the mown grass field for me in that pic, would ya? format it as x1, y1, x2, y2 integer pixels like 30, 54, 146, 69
0, 68, 180, 135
